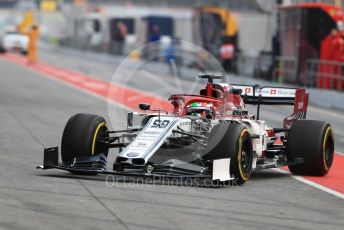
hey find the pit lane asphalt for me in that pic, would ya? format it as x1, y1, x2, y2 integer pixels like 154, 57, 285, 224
0, 56, 343, 230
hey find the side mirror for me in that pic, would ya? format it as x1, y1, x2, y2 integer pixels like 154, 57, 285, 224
232, 88, 242, 95
139, 103, 150, 111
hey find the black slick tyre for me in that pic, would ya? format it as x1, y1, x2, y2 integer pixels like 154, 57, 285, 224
287, 120, 334, 176
205, 123, 253, 185
61, 113, 109, 165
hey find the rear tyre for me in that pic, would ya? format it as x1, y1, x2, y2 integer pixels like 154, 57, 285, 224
205, 123, 253, 185
61, 113, 109, 165
287, 120, 334, 176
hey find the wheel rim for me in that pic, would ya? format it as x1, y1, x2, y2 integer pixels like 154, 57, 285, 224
323, 129, 334, 169
92, 122, 109, 155
241, 140, 253, 175
238, 129, 253, 180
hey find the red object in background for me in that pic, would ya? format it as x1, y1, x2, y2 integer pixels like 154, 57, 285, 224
312, 3, 344, 90
319, 32, 344, 90
220, 43, 234, 60
279, 3, 344, 89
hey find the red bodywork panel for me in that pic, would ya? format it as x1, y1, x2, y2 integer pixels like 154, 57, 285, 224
169, 94, 221, 116
283, 88, 309, 129
169, 83, 309, 130
169, 92, 245, 118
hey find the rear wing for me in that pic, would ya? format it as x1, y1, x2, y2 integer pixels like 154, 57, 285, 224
231, 84, 299, 105
231, 84, 309, 126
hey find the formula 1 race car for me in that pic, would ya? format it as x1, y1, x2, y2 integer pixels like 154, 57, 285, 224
38, 74, 335, 185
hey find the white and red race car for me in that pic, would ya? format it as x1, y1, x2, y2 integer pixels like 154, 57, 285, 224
38, 74, 335, 186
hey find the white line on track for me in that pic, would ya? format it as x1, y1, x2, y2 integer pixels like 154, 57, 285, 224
274, 169, 344, 200
335, 151, 344, 156
291, 175, 344, 199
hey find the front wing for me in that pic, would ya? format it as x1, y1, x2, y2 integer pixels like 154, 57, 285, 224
37, 147, 233, 183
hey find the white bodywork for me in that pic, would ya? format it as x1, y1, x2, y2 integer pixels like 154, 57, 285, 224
241, 119, 267, 158
2, 32, 29, 52
120, 116, 189, 161
212, 158, 232, 181
122, 114, 269, 172
240, 119, 267, 169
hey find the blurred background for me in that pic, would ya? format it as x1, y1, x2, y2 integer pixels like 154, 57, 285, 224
0, 0, 344, 91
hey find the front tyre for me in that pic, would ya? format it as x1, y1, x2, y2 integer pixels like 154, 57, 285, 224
61, 113, 109, 165
287, 120, 334, 176
205, 123, 253, 185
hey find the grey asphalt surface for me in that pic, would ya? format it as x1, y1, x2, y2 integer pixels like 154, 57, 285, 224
0, 50, 343, 230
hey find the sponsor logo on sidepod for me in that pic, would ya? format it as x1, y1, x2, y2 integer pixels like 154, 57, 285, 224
127, 152, 140, 157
